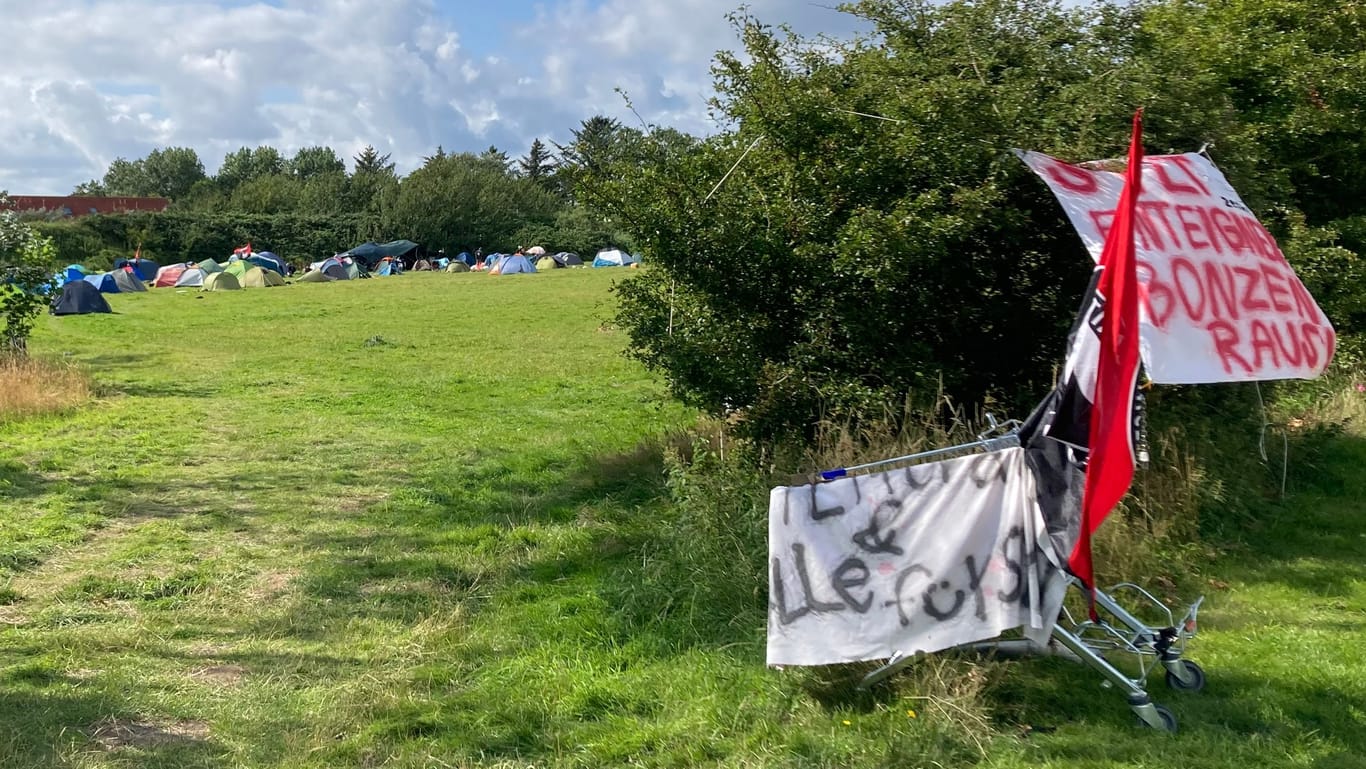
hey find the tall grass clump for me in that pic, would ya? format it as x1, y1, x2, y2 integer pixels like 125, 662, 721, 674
635, 375, 1365, 745
0, 356, 91, 422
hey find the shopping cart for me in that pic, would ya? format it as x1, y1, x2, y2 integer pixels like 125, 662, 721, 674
817, 415, 1205, 733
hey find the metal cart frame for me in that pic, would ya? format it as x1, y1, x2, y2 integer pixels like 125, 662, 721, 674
820, 417, 1205, 732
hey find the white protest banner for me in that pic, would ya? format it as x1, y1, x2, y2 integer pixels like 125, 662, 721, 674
767, 447, 1066, 667
1018, 150, 1334, 384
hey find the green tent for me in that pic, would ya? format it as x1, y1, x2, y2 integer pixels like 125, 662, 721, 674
197, 259, 224, 274
239, 265, 284, 288
224, 260, 252, 280
202, 272, 242, 291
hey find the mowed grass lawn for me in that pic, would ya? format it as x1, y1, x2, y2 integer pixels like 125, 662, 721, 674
3, 268, 1365, 768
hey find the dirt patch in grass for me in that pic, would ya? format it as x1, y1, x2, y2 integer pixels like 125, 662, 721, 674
89, 717, 210, 750
247, 569, 298, 602
0, 604, 27, 625
191, 664, 247, 686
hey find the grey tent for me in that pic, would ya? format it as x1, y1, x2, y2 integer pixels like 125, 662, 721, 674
111, 270, 147, 292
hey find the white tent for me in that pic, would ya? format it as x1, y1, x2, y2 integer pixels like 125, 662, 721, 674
591, 248, 637, 268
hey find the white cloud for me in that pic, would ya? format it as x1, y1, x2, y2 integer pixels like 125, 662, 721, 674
0, 0, 868, 194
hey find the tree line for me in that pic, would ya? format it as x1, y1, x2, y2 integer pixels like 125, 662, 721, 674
33, 117, 662, 268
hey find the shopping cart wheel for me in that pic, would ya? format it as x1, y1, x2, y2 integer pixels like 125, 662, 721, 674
1138, 703, 1179, 734
1165, 660, 1206, 692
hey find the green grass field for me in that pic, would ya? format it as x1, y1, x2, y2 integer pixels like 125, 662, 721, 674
2, 269, 1364, 768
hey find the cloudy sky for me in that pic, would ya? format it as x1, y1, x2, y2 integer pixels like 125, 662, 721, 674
0, 0, 868, 194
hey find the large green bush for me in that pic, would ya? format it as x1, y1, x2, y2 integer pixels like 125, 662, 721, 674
0, 193, 58, 356
587, 0, 1366, 442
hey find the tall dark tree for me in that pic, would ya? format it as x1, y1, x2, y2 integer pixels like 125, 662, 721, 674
479, 145, 512, 175
555, 116, 625, 174
350, 145, 399, 222
518, 138, 557, 183
353, 145, 396, 176
421, 145, 448, 167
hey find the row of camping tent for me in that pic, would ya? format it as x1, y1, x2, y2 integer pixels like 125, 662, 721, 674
153, 257, 286, 289
407, 249, 636, 275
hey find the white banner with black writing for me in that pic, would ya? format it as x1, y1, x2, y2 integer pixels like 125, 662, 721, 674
767, 447, 1067, 666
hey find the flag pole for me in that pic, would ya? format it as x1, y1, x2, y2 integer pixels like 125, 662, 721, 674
1071, 109, 1145, 617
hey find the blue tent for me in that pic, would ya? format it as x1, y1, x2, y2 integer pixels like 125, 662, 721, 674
456, 251, 474, 266
247, 252, 286, 275
497, 255, 537, 275
83, 272, 121, 294
591, 248, 636, 268
115, 258, 160, 281
62, 264, 88, 283
374, 258, 404, 277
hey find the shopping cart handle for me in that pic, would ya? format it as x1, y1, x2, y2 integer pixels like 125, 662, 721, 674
820, 468, 848, 480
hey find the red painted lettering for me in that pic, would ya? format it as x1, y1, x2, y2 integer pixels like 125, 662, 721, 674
1234, 215, 1276, 263
1252, 219, 1289, 265
1301, 324, 1322, 369
1149, 157, 1211, 196
1210, 208, 1247, 253
1133, 212, 1164, 250
1167, 156, 1213, 196
1045, 159, 1100, 194
1176, 205, 1211, 251
1289, 277, 1322, 322
1196, 206, 1225, 254
1249, 320, 1280, 370
1208, 320, 1253, 374
1089, 209, 1114, 243
1170, 257, 1206, 321
1138, 201, 1181, 249
1137, 260, 1174, 329
1203, 261, 1240, 321
1260, 263, 1293, 313
1270, 321, 1303, 367
1233, 265, 1270, 313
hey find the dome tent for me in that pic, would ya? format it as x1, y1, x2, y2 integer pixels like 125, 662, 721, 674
83, 272, 121, 293
175, 268, 208, 288
495, 254, 537, 275
202, 272, 242, 291
115, 257, 159, 281
111, 270, 147, 292
51, 280, 112, 315
238, 265, 284, 287
153, 263, 191, 287
591, 248, 637, 268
